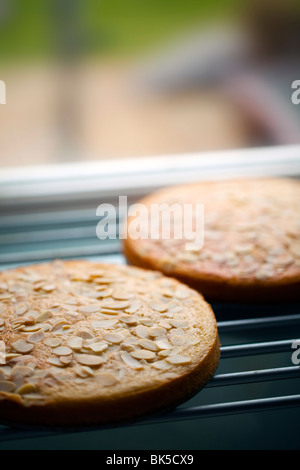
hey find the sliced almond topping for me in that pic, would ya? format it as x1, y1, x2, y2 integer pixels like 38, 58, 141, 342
44, 338, 62, 348
62, 324, 72, 331
152, 360, 172, 370
89, 342, 108, 353
53, 346, 73, 356
95, 288, 113, 298
131, 350, 156, 360
135, 325, 149, 339
15, 302, 29, 316
120, 351, 144, 370
11, 366, 34, 378
92, 319, 118, 329
64, 299, 79, 306
43, 377, 59, 387
125, 300, 142, 314
51, 369, 74, 383
139, 319, 153, 328
0, 293, 13, 301
102, 301, 130, 310
94, 372, 118, 387
60, 355, 73, 365
150, 302, 168, 313
174, 287, 190, 300
73, 364, 95, 378
40, 323, 51, 333
0, 380, 16, 393
81, 365, 95, 377
167, 302, 183, 314
160, 288, 175, 298
156, 339, 173, 350
112, 291, 132, 301
21, 325, 42, 333
79, 305, 101, 314
0, 366, 12, 377
73, 365, 89, 378
41, 284, 56, 293
234, 244, 254, 255
104, 333, 123, 344
50, 301, 62, 308
22, 394, 46, 404
12, 340, 34, 354
47, 357, 65, 368
75, 354, 104, 367
82, 337, 98, 346
52, 320, 70, 332
169, 319, 189, 329
119, 315, 138, 326
33, 281, 47, 291
68, 337, 83, 351
4, 353, 22, 362
159, 320, 172, 330
149, 326, 167, 337
77, 330, 94, 340
120, 343, 136, 352
36, 311, 53, 323
27, 331, 45, 344
166, 355, 191, 365
16, 383, 37, 395
138, 339, 158, 352
12, 315, 35, 326
100, 308, 120, 316
32, 371, 47, 379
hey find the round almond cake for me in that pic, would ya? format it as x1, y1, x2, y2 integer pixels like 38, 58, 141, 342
0, 260, 220, 427
123, 178, 300, 302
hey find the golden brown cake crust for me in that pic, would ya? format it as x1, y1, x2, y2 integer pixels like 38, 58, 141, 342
123, 178, 300, 303
0, 260, 220, 427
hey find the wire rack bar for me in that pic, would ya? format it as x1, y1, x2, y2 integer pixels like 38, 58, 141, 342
220, 339, 296, 358
156, 394, 300, 423
208, 366, 300, 387
217, 314, 300, 331
0, 226, 99, 245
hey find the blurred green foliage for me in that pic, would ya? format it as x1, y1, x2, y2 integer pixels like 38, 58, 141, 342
0, 0, 240, 61
0, 0, 48, 59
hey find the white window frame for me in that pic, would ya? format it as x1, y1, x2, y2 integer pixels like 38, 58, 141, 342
0, 144, 300, 209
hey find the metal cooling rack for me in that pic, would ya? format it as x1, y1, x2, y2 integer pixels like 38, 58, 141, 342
0, 145, 300, 443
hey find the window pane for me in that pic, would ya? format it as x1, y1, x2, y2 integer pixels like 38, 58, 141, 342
0, 0, 299, 168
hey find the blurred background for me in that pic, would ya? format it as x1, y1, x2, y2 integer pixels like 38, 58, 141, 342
0, 0, 299, 168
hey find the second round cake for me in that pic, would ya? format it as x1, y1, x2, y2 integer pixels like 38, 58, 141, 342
123, 178, 300, 302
